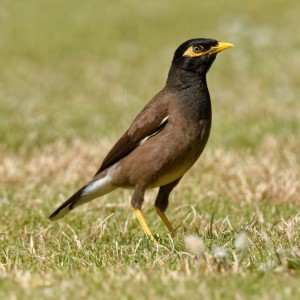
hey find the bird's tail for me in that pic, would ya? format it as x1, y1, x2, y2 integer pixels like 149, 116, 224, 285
49, 174, 115, 221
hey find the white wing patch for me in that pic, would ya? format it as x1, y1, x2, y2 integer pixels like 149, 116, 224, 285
83, 174, 114, 197
160, 115, 169, 125
139, 115, 169, 145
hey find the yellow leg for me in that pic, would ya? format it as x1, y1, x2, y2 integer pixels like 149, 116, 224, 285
133, 209, 157, 242
155, 207, 175, 237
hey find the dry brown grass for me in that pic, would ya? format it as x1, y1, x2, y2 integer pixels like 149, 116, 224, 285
1, 136, 298, 204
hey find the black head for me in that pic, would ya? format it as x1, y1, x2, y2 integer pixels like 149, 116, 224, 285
172, 38, 234, 74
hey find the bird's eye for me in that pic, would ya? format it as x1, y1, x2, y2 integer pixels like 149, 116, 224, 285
193, 46, 203, 53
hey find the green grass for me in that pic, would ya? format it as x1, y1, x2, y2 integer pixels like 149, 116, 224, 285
1, 0, 300, 299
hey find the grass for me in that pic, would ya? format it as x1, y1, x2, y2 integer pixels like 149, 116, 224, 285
1, 0, 300, 299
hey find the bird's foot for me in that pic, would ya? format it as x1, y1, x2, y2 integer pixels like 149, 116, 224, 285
133, 209, 157, 243
155, 207, 175, 237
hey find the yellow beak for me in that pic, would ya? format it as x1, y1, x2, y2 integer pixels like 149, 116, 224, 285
209, 42, 234, 55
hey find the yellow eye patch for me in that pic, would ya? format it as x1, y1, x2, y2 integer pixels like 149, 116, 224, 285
183, 42, 234, 57
183, 45, 206, 57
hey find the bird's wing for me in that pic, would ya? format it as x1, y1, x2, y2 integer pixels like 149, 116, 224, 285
94, 91, 169, 175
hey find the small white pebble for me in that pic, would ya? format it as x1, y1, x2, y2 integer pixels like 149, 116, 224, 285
235, 231, 250, 251
184, 235, 206, 257
213, 245, 228, 259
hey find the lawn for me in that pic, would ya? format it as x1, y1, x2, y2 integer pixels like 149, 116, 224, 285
1, 0, 300, 299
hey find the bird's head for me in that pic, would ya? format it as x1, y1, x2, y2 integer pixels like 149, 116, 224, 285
172, 38, 234, 74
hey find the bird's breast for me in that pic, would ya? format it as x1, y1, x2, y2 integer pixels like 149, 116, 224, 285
149, 118, 211, 188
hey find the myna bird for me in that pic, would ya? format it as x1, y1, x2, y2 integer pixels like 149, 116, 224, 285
49, 38, 234, 241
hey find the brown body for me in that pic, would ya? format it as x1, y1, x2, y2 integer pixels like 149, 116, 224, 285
49, 38, 233, 240
101, 87, 211, 208
112, 91, 210, 188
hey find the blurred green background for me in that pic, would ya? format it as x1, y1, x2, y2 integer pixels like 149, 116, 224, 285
1, 0, 299, 153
